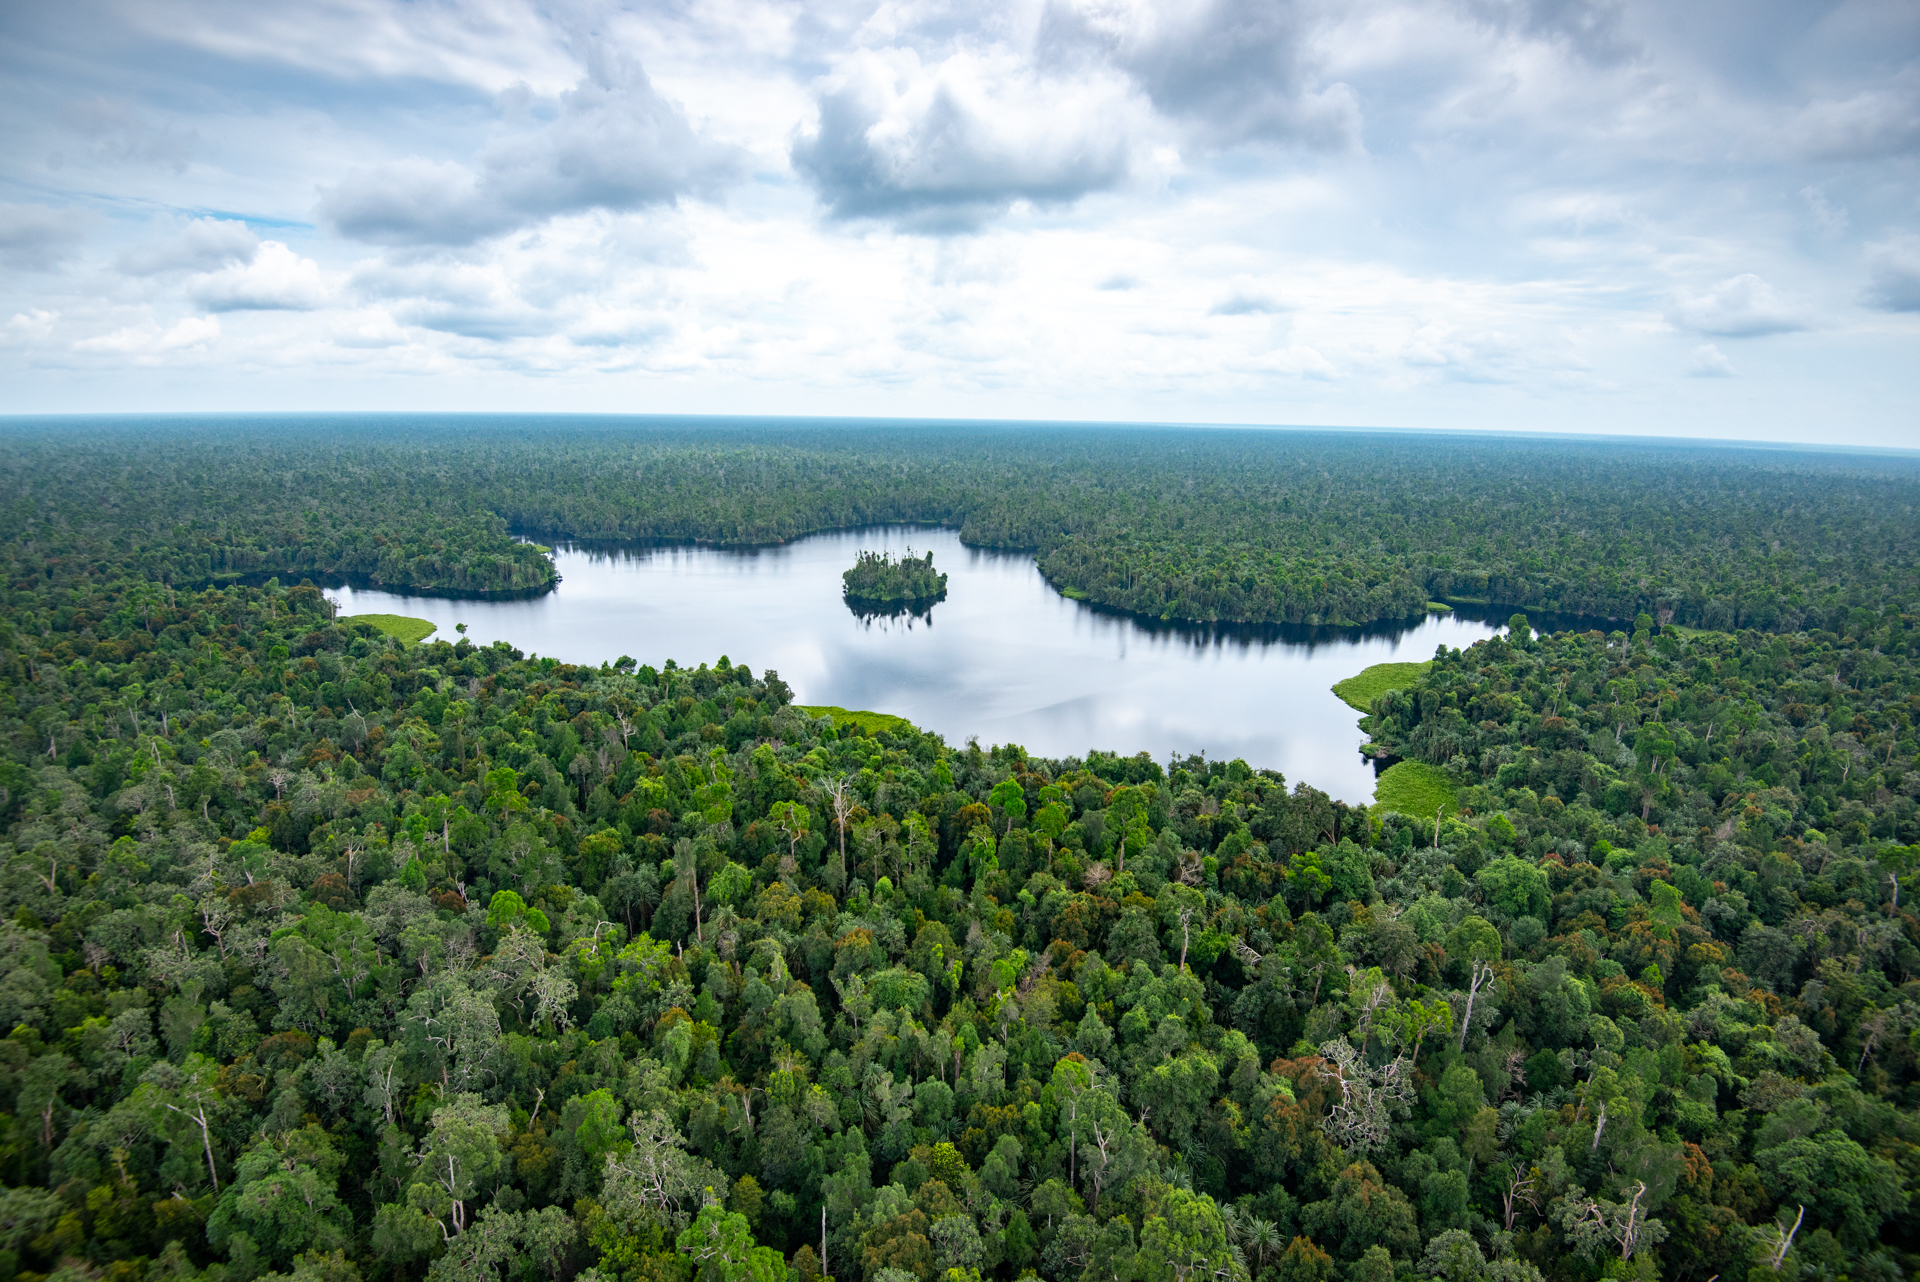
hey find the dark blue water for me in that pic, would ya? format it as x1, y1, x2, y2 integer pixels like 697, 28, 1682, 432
329, 526, 1508, 804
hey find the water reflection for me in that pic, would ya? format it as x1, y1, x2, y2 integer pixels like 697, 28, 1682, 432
327, 526, 1520, 804
846, 600, 941, 627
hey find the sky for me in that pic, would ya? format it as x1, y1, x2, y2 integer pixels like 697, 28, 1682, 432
1, 0, 1917, 445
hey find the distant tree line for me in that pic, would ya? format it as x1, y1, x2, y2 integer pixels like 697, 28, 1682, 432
5, 417, 1916, 629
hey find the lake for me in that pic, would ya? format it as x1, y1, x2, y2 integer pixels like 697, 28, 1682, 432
327, 526, 1511, 804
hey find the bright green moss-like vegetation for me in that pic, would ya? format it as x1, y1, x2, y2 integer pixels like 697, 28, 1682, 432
1332, 660, 1433, 712
794, 704, 916, 736
345, 612, 437, 644
1370, 759, 1456, 819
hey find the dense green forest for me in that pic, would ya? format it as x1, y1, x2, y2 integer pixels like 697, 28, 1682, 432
0, 419, 1916, 1282
843, 554, 948, 607
6, 418, 1917, 629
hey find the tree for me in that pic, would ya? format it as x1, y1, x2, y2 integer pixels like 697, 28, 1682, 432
1301, 1161, 1419, 1259
672, 838, 707, 944
677, 1202, 786, 1282
1556, 1181, 1666, 1263
1474, 857, 1549, 921
135, 1053, 231, 1191
406, 1094, 510, 1240
1272, 1236, 1334, 1282
768, 801, 811, 871
1132, 1187, 1241, 1282
821, 776, 855, 886
1315, 1039, 1412, 1155
207, 1126, 351, 1267
602, 1110, 716, 1229
988, 778, 1027, 835
17, 1052, 78, 1152
484, 766, 527, 825
428, 1204, 577, 1282
405, 977, 503, 1091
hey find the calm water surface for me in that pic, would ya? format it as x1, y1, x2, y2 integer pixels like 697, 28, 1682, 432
329, 527, 1508, 804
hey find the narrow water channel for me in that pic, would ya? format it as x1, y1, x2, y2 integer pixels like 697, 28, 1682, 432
325, 527, 1511, 804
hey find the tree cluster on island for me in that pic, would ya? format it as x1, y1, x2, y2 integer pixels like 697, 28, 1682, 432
843, 551, 948, 607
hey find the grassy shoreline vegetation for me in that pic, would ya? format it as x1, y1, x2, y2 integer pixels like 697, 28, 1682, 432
842, 550, 948, 606
344, 614, 437, 645
1332, 662, 1435, 713
793, 706, 917, 737
1370, 761, 1456, 821
0, 425, 1916, 1282
7, 417, 1919, 630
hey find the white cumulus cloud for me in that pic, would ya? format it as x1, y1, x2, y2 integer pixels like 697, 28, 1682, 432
1687, 342, 1733, 377
318, 53, 737, 246
119, 217, 260, 275
190, 242, 331, 312
1667, 274, 1806, 337
792, 45, 1147, 230
1863, 234, 1920, 313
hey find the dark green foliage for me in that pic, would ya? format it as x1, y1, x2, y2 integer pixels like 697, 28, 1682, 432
842, 550, 948, 605
0, 429, 1915, 1282
8, 417, 1919, 627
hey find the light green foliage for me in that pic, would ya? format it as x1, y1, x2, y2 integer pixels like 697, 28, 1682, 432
403, 1094, 510, 1237
485, 889, 550, 935
1333, 661, 1433, 713
794, 706, 915, 736
676, 1203, 785, 1282
1372, 761, 1453, 820
1473, 857, 1550, 921
348, 614, 438, 644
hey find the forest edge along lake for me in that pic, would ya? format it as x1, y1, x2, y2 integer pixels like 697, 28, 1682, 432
320, 525, 1624, 806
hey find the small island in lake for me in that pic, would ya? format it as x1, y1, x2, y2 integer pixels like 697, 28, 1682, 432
842, 547, 948, 605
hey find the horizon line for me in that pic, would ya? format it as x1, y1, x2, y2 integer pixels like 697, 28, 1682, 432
1, 410, 1915, 459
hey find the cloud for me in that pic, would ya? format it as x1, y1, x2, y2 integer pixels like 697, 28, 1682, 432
75, 314, 220, 356
792, 46, 1142, 230
350, 258, 554, 340
1667, 274, 1806, 336
1863, 234, 1920, 312
1784, 70, 1920, 161
1210, 291, 1286, 316
1465, 0, 1637, 66
118, 217, 260, 275
190, 242, 331, 311
3, 310, 59, 346
0, 203, 92, 271
568, 312, 671, 348
1799, 186, 1848, 236
318, 54, 736, 246
1040, 0, 1360, 151
317, 158, 502, 246
1400, 321, 1521, 382
62, 96, 198, 171
1097, 274, 1139, 290
1687, 342, 1734, 377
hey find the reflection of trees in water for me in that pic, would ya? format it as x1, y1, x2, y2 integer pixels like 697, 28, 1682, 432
845, 598, 938, 630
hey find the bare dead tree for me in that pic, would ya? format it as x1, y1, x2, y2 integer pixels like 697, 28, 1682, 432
1760, 1205, 1804, 1271
1501, 1166, 1538, 1231
1458, 957, 1495, 1052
